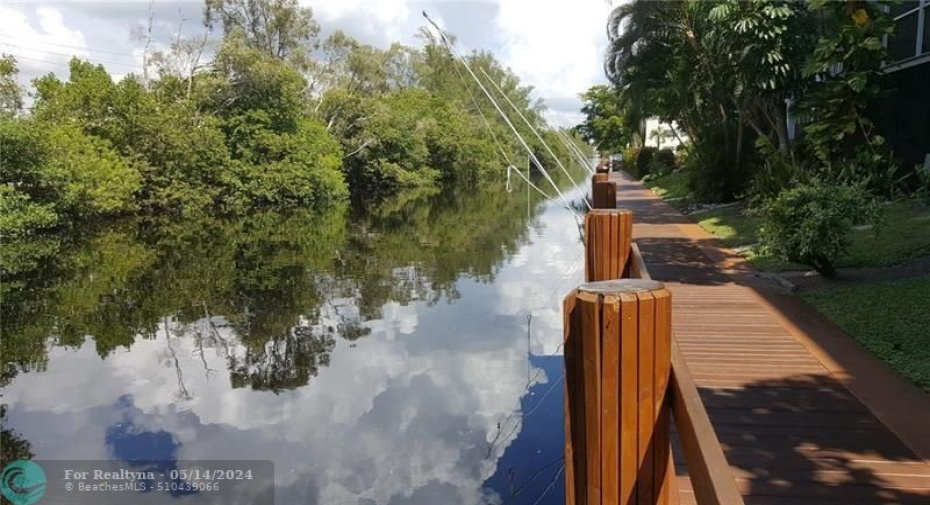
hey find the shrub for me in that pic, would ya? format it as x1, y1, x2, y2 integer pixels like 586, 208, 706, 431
646, 160, 671, 177
753, 180, 880, 278
915, 163, 930, 205
0, 186, 59, 239
684, 127, 757, 203
750, 139, 812, 205
620, 145, 639, 174
654, 148, 677, 171
635, 146, 657, 178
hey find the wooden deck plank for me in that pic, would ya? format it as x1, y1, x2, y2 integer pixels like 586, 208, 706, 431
609, 173, 930, 505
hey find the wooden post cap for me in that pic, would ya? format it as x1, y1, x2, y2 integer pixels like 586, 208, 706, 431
578, 279, 664, 294
586, 208, 630, 216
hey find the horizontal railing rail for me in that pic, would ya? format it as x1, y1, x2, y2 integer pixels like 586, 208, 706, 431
670, 341, 746, 505
563, 172, 744, 505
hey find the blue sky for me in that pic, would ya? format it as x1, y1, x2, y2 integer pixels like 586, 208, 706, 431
0, 0, 617, 127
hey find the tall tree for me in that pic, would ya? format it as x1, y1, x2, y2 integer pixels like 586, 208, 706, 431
203, 0, 319, 67
576, 84, 630, 153
0, 54, 23, 115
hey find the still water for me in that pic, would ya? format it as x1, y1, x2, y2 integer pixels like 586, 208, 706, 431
1, 180, 587, 505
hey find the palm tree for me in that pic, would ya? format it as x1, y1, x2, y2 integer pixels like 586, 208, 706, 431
604, 0, 688, 146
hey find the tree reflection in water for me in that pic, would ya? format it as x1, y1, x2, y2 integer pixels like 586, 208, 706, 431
1, 176, 561, 393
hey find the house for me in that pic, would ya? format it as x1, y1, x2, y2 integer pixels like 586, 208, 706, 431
874, 1, 930, 171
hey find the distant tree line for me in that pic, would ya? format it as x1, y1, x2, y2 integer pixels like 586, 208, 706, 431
0, 0, 574, 241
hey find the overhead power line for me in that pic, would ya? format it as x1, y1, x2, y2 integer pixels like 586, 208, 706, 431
0, 34, 137, 57
1, 42, 141, 70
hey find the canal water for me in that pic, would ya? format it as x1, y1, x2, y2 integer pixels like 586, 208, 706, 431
1, 180, 587, 505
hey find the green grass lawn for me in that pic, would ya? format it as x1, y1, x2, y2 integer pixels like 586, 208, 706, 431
802, 276, 930, 394
693, 206, 757, 248
643, 170, 690, 210
644, 171, 930, 271
843, 201, 930, 268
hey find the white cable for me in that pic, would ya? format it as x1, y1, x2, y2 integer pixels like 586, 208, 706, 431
422, 12, 582, 224
478, 67, 591, 208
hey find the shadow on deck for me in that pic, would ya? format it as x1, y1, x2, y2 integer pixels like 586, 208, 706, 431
608, 171, 930, 504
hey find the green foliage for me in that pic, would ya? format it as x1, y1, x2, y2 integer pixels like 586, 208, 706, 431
226, 117, 347, 207
0, 116, 48, 186
604, 0, 897, 213
0, 186, 59, 239
634, 146, 657, 178
620, 145, 639, 174
3, 0, 563, 242
0, 118, 139, 236
44, 124, 141, 216
577, 84, 630, 153
653, 148, 677, 172
128, 103, 232, 215
204, 0, 320, 67
754, 180, 880, 277
750, 138, 812, 204
798, 1, 893, 165
0, 54, 23, 115
685, 125, 757, 203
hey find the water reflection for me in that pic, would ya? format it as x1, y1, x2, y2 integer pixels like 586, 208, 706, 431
1, 178, 587, 504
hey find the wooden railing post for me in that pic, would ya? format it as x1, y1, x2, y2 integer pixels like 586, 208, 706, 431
593, 181, 617, 209
592, 173, 609, 197
584, 209, 634, 282
591, 170, 617, 209
564, 279, 673, 505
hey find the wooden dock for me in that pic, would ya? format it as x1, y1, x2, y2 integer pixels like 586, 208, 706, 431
609, 173, 930, 504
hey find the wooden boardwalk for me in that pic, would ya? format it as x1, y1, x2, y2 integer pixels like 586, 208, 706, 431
610, 173, 930, 505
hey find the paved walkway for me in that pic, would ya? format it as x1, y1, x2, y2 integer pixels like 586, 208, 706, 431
611, 173, 930, 504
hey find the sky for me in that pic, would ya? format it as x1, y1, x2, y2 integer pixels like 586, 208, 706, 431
0, 1, 618, 127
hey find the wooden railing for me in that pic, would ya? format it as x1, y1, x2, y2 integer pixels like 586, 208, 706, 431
562, 175, 744, 505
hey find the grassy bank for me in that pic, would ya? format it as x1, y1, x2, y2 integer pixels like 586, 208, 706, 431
643, 170, 690, 210
643, 170, 930, 393
802, 276, 930, 393
644, 171, 930, 272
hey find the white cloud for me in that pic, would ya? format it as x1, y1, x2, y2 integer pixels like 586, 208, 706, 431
2, 1, 615, 126
311, 0, 412, 45
494, 184, 587, 356
0, 5, 90, 75
493, 0, 611, 126
4, 290, 556, 505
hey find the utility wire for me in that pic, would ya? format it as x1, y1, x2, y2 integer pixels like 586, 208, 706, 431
478, 67, 591, 208
1, 45, 141, 70
441, 52, 561, 203
422, 11, 582, 224
0, 35, 138, 57
556, 128, 596, 174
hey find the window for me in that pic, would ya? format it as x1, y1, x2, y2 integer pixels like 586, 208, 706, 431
924, 5, 930, 53
890, 9, 922, 60
887, 0, 930, 62
890, 1, 920, 18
